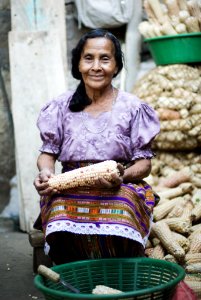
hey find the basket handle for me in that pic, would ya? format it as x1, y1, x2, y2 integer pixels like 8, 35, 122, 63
38, 265, 60, 282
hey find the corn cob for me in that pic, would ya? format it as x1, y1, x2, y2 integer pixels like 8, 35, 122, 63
179, 108, 189, 119
190, 104, 201, 115
154, 139, 198, 150
160, 118, 193, 131
160, 166, 176, 177
144, 0, 159, 25
191, 114, 201, 126
178, 0, 188, 11
188, 237, 201, 254
188, 229, 201, 242
167, 196, 190, 218
149, 244, 165, 259
164, 218, 191, 234
172, 88, 198, 101
157, 108, 181, 120
164, 254, 178, 263
138, 21, 156, 38
184, 280, 201, 298
170, 15, 180, 28
158, 167, 192, 188
185, 274, 201, 282
185, 263, 201, 273
180, 200, 194, 221
172, 232, 190, 253
157, 97, 193, 110
152, 222, 185, 260
191, 176, 201, 188
184, 78, 201, 93
191, 164, 201, 173
189, 124, 201, 136
175, 23, 187, 33
157, 183, 193, 200
185, 253, 201, 265
151, 237, 160, 247
145, 239, 152, 249
145, 247, 154, 257
147, 0, 165, 24
166, 0, 180, 16
185, 16, 200, 32
192, 203, 201, 221
167, 203, 184, 218
179, 10, 190, 22
190, 224, 201, 233
184, 278, 201, 299
155, 131, 188, 143
48, 160, 120, 191
158, 64, 199, 80
161, 21, 177, 35
153, 197, 182, 221
92, 285, 122, 295
188, 0, 201, 30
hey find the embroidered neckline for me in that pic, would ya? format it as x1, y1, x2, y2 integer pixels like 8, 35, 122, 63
80, 87, 117, 134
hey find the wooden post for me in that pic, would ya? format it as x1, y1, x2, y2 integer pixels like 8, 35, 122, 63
9, 0, 68, 231
125, 0, 142, 92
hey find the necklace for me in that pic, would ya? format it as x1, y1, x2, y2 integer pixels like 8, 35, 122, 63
81, 87, 117, 134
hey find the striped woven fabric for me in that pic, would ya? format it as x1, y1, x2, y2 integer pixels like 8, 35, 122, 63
40, 162, 157, 249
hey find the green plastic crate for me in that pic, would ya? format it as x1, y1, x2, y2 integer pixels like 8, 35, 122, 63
34, 257, 185, 300
145, 32, 201, 65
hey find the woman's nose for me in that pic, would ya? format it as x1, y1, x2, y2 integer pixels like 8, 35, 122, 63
91, 59, 101, 70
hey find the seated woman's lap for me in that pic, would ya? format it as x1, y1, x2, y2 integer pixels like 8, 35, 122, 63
46, 231, 145, 265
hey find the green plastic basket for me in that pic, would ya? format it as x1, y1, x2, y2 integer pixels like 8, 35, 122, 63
34, 258, 185, 300
145, 32, 201, 65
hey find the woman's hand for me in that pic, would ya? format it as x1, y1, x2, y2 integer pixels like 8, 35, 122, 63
94, 163, 124, 188
33, 168, 59, 196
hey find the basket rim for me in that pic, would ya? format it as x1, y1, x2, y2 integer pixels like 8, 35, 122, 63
34, 258, 185, 299
144, 32, 201, 42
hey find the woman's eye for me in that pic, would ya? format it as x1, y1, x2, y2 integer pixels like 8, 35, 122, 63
84, 56, 92, 61
102, 56, 109, 61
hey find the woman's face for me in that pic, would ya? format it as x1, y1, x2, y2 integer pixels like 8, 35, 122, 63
78, 37, 118, 92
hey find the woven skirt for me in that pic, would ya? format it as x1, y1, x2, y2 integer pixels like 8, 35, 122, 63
40, 162, 158, 263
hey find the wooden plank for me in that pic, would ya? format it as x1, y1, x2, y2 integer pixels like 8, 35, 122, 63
11, 0, 67, 72
35, 0, 67, 73
11, 0, 36, 31
9, 30, 67, 231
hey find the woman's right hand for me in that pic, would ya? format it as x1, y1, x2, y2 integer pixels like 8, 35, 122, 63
33, 168, 58, 196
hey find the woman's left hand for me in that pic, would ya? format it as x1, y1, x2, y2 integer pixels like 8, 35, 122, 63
94, 163, 124, 188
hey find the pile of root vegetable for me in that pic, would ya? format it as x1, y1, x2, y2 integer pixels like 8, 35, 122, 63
139, 0, 201, 38
133, 64, 201, 150
133, 64, 201, 298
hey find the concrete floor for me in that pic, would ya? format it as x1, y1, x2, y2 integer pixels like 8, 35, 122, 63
0, 218, 45, 300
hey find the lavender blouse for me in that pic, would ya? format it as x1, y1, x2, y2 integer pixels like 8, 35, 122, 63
37, 90, 160, 162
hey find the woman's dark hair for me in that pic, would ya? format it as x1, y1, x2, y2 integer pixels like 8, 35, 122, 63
69, 28, 124, 112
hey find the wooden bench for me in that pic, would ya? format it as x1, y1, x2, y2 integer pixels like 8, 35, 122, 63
28, 229, 52, 273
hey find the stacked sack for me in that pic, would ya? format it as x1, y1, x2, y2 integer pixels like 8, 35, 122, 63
133, 64, 201, 150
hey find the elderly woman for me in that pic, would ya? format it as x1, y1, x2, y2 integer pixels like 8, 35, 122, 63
34, 28, 160, 265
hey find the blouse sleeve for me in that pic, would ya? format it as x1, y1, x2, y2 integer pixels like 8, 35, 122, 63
37, 99, 64, 155
130, 102, 160, 160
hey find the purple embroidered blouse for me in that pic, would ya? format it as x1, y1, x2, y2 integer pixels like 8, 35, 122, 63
37, 90, 160, 162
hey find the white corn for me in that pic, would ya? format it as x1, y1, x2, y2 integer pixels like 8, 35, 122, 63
48, 160, 120, 191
